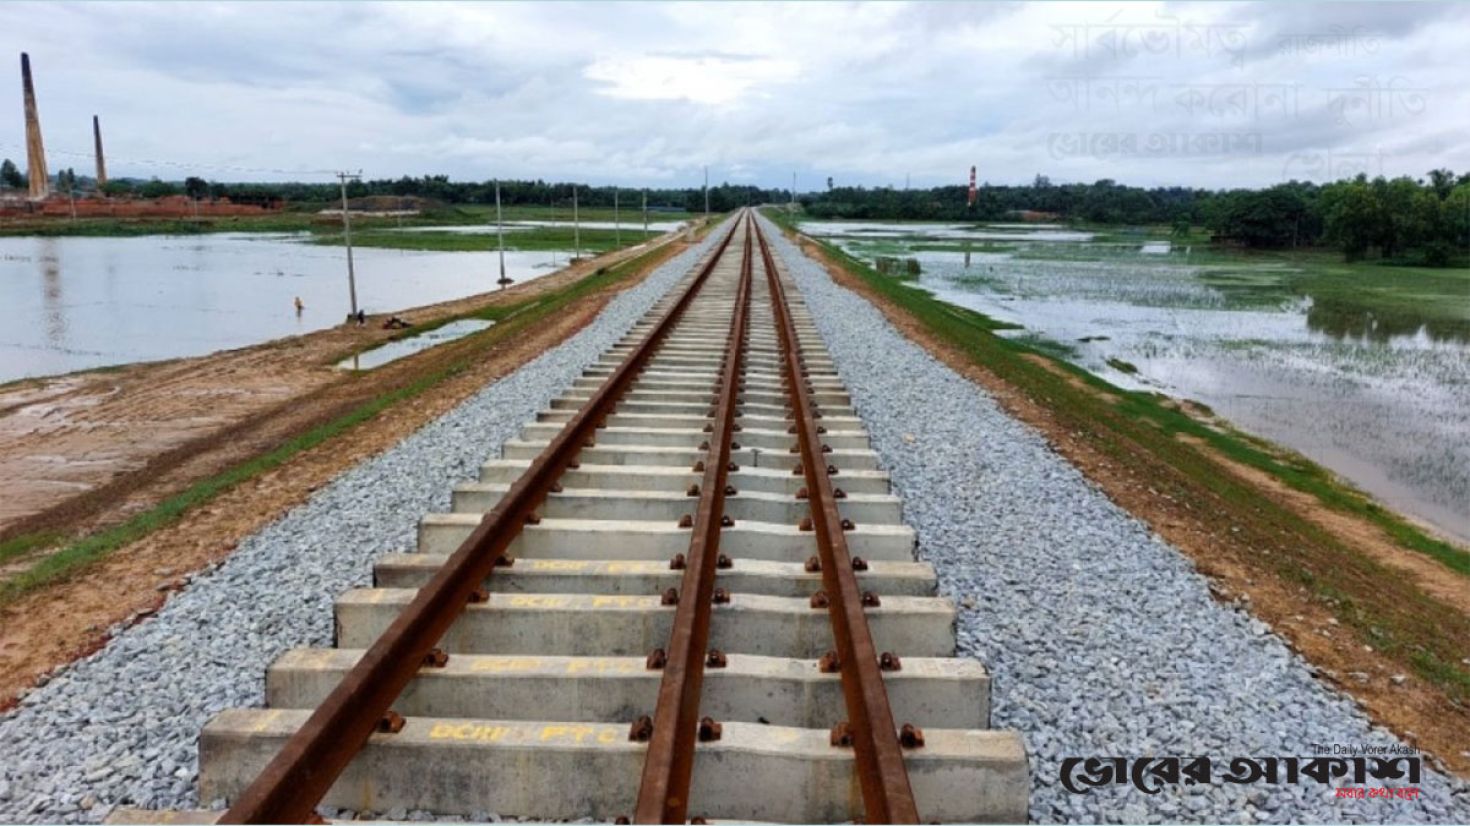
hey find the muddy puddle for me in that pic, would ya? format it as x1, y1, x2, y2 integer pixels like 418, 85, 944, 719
337, 319, 494, 370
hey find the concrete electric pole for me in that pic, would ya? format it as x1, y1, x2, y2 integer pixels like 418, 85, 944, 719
336, 170, 362, 320
572, 185, 581, 261
495, 180, 511, 289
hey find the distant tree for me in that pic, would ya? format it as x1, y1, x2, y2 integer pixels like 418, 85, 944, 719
1416, 188, 1452, 265
1372, 176, 1424, 259
183, 176, 210, 200
0, 158, 22, 189
140, 177, 178, 198
1321, 177, 1377, 260
1210, 185, 1312, 248
1444, 184, 1470, 257
102, 179, 134, 197
1426, 168, 1457, 200
826, 176, 833, 192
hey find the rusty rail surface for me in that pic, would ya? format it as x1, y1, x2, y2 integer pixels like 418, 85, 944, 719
220, 219, 741, 825
754, 219, 921, 823
633, 214, 755, 823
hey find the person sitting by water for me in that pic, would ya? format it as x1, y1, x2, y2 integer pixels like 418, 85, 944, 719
294, 296, 304, 315
356, 309, 367, 327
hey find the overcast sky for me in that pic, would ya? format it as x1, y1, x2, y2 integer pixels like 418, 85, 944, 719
4, 1, 1466, 190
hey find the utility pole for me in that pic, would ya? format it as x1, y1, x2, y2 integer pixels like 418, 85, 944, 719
790, 172, 796, 214
642, 189, 648, 240
703, 166, 709, 219
495, 180, 511, 289
336, 170, 361, 320
614, 186, 620, 248
572, 185, 581, 261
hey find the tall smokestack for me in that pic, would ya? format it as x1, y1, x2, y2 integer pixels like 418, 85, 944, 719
21, 52, 49, 200
93, 115, 107, 189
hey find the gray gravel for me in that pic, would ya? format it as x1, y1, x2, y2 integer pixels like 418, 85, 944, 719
758, 214, 1470, 825
0, 225, 728, 825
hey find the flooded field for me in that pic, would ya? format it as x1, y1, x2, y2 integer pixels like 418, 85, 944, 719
807, 220, 1470, 545
0, 233, 576, 384
395, 218, 688, 234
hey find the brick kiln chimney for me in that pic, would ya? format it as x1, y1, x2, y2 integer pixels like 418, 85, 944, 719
21, 52, 49, 200
93, 115, 107, 189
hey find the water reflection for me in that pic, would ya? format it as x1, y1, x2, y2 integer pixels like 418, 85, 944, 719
0, 233, 579, 383
1305, 300, 1470, 344
816, 232, 1470, 546
39, 237, 66, 348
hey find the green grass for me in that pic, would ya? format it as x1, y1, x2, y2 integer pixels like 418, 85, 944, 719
0, 238, 678, 606
763, 206, 1470, 703
1106, 357, 1140, 374
329, 226, 636, 255
0, 204, 694, 240
0, 531, 62, 566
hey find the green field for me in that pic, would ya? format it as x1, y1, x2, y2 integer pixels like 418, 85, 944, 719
330, 226, 639, 255
0, 203, 695, 243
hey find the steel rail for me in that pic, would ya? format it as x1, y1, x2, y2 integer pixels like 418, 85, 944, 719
633, 212, 755, 823
220, 219, 742, 825
753, 218, 921, 823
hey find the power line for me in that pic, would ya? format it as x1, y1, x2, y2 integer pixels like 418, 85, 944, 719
0, 139, 336, 178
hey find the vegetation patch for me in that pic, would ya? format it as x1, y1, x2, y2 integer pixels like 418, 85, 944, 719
0, 531, 62, 566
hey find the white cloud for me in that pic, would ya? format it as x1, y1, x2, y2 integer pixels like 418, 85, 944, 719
584, 54, 798, 105
1, 1, 1465, 189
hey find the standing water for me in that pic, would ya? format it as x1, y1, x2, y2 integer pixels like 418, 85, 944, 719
0, 232, 576, 383
806, 220, 1470, 547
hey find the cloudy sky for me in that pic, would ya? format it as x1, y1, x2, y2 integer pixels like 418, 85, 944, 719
4, 1, 1466, 190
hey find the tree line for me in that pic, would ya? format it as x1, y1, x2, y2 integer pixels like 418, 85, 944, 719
1, 165, 790, 214
5, 160, 1465, 265
800, 172, 1470, 266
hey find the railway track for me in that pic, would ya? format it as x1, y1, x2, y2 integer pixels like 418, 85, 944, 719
151, 211, 1028, 823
